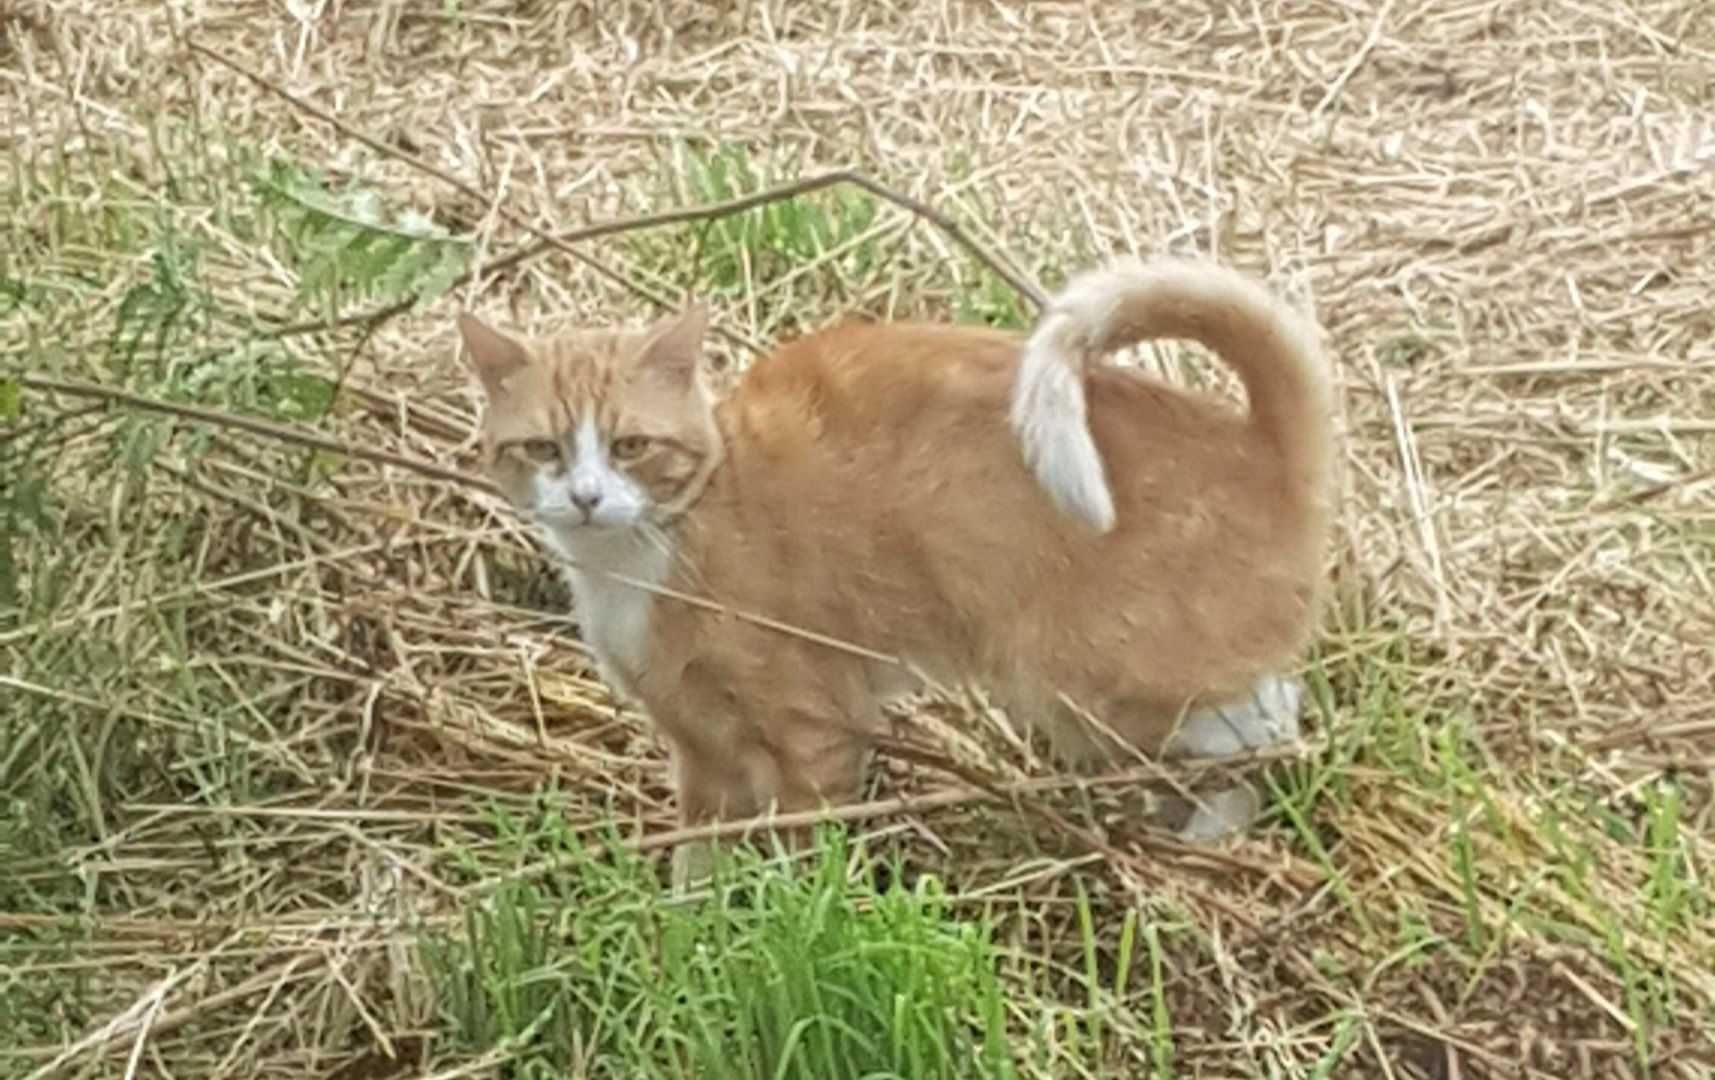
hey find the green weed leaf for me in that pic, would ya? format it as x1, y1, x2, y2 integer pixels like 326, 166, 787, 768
255, 161, 471, 313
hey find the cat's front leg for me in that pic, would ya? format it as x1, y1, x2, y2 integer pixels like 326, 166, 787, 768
665, 709, 874, 889
752, 715, 873, 861
667, 740, 757, 890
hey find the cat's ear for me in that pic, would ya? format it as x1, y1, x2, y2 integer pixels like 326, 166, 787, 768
636, 301, 709, 387
458, 313, 530, 396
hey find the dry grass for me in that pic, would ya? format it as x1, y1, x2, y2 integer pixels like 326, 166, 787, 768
2, 0, 1713, 1077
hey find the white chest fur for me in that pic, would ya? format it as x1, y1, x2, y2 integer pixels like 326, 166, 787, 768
538, 525, 671, 701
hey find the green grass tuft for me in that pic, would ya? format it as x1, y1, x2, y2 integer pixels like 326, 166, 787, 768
427, 811, 1022, 1079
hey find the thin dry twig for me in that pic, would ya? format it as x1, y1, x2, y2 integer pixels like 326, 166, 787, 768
261, 165, 1050, 337
15, 374, 495, 493
625, 741, 1309, 857
189, 40, 1047, 337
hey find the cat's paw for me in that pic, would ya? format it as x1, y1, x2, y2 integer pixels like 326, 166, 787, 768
1165, 673, 1304, 758
669, 839, 721, 893
1171, 782, 1264, 842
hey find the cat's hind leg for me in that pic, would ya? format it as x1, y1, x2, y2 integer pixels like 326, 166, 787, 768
1158, 672, 1306, 841
1162, 671, 1304, 759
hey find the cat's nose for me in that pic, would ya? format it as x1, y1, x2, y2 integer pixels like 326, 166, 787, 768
569, 473, 604, 517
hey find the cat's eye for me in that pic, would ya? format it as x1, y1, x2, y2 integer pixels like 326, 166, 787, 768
611, 435, 652, 461
515, 438, 562, 464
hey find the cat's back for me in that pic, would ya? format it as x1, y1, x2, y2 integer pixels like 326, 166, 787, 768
691, 317, 1043, 662
722, 319, 1023, 457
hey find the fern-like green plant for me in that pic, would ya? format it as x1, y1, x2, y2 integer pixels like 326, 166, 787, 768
625, 143, 883, 334
680, 144, 880, 292
111, 212, 214, 375
254, 160, 470, 316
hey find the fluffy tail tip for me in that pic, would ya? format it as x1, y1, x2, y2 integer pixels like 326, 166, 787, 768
1009, 313, 1117, 533
1029, 427, 1116, 533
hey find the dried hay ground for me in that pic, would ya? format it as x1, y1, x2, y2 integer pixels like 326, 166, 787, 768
2, 1, 1713, 1077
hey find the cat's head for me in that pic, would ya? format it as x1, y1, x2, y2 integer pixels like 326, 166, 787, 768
458, 304, 723, 534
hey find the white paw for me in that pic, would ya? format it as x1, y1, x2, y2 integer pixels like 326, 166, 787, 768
670, 840, 719, 892
1176, 783, 1263, 842
1166, 673, 1305, 758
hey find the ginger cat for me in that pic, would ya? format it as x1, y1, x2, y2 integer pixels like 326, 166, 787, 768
458, 257, 1334, 877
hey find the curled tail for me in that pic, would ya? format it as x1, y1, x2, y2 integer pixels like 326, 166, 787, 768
1008, 256, 1333, 533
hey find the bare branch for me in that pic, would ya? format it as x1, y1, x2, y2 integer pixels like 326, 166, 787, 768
16, 375, 495, 495
187, 40, 1047, 339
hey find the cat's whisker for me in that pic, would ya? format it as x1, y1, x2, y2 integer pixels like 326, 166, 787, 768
640, 521, 680, 564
